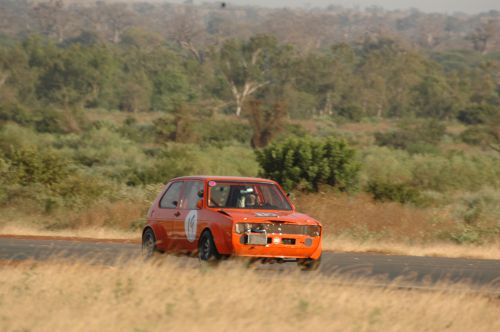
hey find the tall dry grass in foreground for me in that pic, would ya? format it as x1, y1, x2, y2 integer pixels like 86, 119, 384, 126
1, 258, 499, 332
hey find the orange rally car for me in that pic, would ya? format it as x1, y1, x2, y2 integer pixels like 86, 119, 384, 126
142, 176, 322, 270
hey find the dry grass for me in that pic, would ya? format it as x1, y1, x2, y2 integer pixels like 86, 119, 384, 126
62, 201, 148, 230
0, 224, 137, 240
0, 258, 498, 332
294, 192, 454, 240
325, 235, 500, 260
0, 200, 148, 237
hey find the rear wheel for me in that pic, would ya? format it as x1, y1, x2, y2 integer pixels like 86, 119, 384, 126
297, 256, 321, 271
198, 231, 220, 262
142, 228, 157, 259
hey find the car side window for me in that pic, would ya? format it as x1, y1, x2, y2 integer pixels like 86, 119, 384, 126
159, 182, 183, 209
182, 181, 204, 210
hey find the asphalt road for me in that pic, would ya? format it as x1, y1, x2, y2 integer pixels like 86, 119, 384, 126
1, 237, 499, 292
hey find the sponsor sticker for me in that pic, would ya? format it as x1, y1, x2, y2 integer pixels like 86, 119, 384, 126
255, 212, 279, 217
184, 210, 198, 242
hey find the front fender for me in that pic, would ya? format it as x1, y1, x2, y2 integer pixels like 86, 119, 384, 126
206, 223, 233, 255
310, 238, 322, 260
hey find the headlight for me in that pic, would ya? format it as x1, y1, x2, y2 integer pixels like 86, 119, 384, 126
235, 223, 251, 234
307, 225, 321, 237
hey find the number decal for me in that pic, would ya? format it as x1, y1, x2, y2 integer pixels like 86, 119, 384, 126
184, 210, 198, 242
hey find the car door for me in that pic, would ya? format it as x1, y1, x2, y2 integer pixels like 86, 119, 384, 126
173, 180, 205, 251
153, 181, 184, 251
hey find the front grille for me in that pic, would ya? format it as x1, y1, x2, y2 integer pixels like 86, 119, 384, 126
235, 222, 320, 237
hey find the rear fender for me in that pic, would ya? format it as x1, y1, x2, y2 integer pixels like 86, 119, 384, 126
144, 224, 167, 251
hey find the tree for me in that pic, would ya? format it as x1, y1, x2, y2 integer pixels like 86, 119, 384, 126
412, 74, 460, 119
0, 67, 7, 89
294, 43, 358, 117
119, 70, 152, 113
461, 113, 500, 153
248, 99, 286, 148
467, 20, 498, 54
31, 0, 71, 43
36, 45, 115, 109
487, 113, 500, 153
167, 6, 205, 63
262, 9, 326, 54
106, 3, 135, 44
0, 43, 38, 109
357, 38, 402, 118
217, 35, 292, 117
80, 2, 135, 44
119, 39, 196, 112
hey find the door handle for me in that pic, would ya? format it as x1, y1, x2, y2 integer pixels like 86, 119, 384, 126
174, 211, 181, 217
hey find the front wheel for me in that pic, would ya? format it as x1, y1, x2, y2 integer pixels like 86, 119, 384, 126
297, 256, 321, 271
198, 231, 221, 262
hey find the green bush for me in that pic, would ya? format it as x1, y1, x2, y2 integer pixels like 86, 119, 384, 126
0, 100, 33, 126
450, 188, 500, 225
375, 119, 445, 153
447, 226, 483, 245
0, 123, 55, 152
128, 143, 259, 186
457, 105, 497, 125
366, 181, 421, 204
34, 107, 89, 134
0, 156, 9, 202
60, 126, 147, 183
256, 137, 360, 192
361, 146, 500, 195
118, 117, 156, 144
6, 147, 70, 187
51, 174, 115, 209
460, 125, 492, 147
336, 104, 364, 122
0, 144, 112, 211
196, 118, 252, 147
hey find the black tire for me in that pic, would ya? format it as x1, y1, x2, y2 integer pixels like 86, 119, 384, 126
198, 230, 221, 262
142, 228, 157, 259
297, 256, 321, 271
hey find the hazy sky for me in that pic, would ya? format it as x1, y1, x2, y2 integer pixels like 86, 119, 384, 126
192, 0, 500, 14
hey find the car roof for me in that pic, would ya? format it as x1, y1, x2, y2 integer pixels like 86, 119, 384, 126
169, 176, 277, 183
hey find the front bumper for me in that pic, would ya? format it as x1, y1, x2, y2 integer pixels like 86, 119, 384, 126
231, 232, 322, 260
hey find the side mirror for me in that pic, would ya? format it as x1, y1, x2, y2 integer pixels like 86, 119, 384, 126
197, 189, 204, 198
172, 200, 178, 207
196, 199, 203, 209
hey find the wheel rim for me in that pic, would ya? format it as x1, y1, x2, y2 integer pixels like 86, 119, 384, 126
201, 237, 211, 260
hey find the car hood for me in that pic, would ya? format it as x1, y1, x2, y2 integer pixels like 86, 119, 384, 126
217, 209, 321, 226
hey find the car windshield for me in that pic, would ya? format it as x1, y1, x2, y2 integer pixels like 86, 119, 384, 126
208, 181, 291, 210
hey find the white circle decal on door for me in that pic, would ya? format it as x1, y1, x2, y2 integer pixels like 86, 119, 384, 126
184, 210, 198, 243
